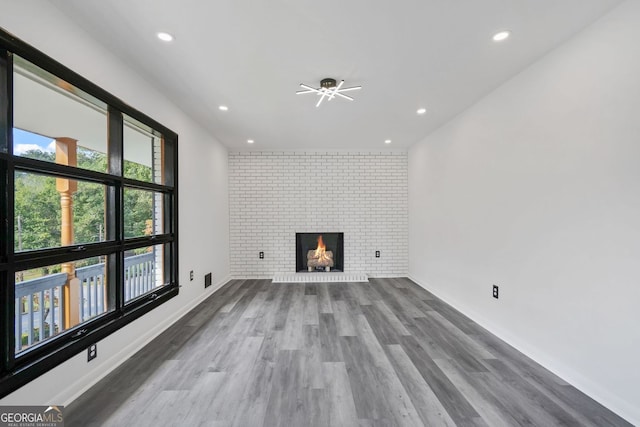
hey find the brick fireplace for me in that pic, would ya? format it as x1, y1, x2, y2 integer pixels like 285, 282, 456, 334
228, 151, 408, 277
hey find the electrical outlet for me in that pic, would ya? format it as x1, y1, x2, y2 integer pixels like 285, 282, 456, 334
493, 285, 499, 299
375, 251, 380, 258
88, 343, 97, 362
259, 252, 264, 259
190, 270, 194, 281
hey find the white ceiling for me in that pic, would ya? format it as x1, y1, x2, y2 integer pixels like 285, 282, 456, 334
50, 0, 622, 151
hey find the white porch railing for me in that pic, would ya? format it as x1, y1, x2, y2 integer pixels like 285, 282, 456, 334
14, 273, 66, 351
14, 252, 156, 352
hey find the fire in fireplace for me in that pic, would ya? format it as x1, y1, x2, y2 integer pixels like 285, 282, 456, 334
296, 232, 344, 272
307, 235, 334, 271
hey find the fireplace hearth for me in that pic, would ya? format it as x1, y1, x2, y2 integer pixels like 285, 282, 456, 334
296, 233, 344, 272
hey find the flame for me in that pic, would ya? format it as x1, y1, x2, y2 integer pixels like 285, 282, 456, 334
307, 234, 334, 270
314, 235, 326, 258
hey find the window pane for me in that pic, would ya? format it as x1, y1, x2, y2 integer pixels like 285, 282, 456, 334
124, 244, 166, 303
15, 256, 112, 354
12, 56, 108, 172
124, 187, 164, 238
14, 171, 107, 251
123, 115, 164, 184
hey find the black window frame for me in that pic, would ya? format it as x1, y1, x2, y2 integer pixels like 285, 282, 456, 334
0, 27, 179, 397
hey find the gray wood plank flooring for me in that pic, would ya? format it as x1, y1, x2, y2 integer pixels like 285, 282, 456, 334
65, 278, 632, 426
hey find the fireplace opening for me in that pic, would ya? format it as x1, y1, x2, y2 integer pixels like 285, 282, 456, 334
296, 232, 344, 272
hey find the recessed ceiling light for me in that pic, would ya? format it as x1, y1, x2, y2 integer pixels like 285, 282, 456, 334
157, 32, 174, 42
219, 105, 229, 111
416, 108, 427, 115
384, 139, 392, 144
247, 139, 254, 144
492, 31, 510, 42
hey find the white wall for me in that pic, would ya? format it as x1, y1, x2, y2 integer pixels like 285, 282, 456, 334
409, 1, 640, 423
229, 151, 408, 277
0, 1, 230, 405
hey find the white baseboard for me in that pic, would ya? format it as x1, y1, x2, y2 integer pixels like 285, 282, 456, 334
56, 274, 232, 406
367, 274, 410, 279
407, 275, 638, 426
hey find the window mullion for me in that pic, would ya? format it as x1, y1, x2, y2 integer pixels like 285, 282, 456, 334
0, 48, 16, 373
107, 107, 124, 312
165, 136, 177, 286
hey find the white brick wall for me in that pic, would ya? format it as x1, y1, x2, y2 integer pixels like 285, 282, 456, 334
229, 151, 408, 277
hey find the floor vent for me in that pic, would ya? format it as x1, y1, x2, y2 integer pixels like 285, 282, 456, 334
272, 273, 369, 283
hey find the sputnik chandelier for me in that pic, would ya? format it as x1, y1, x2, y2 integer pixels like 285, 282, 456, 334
296, 78, 362, 107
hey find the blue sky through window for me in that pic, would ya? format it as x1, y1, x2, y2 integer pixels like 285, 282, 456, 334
13, 128, 55, 155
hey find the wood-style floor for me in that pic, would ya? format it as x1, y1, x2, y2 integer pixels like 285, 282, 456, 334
66, 278, 630, 426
